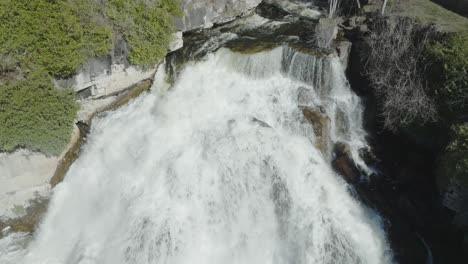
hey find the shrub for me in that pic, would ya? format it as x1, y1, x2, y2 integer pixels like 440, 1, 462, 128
427, 32, 468, 119
0, 71, 79, 156
106, 0, 182, 66
0, 0, 111, 155
311, 18, 338, 50
0, 0, 181, 155
0, 0, 112, 77
363, 16, 438, 130
439, 123, 468, 185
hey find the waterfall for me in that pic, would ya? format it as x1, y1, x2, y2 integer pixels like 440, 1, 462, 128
1, 47, 393, 264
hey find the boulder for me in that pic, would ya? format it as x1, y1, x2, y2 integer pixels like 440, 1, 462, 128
169, 31, 184, 52
76, 121, 90, 137
250, 117, 272, 128
332, 142, 361, 183
0, 197, 48, 239
255, 1, 289, 19
336, 41, 352, 70
262, 0, 321, 19
297, 87, 314, 106
359, 146, 378, 168
301, 106, 329, 154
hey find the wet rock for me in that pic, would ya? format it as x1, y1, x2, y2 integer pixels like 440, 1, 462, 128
256, 1, 289, 19
332, 142, 361, 184
336, 41, 352, 70
341, 16, 367, 29
0, 197, 48, 239
345, 16, 358, 28
439, 177, 468, 231
297, 87, 314, 106
50, 126, 83, 188
359, 146, 378, 167
52, 80, 153, 189
169, 31, 184, 52
76, 121, 90, 137
250, 117, 271, 128
319, 106, 326, 114
334, 108, 349, 138
225, 37, 280, 54
358, 24, 369, 33
262, 0, 321, 19
301, 106, 329, 154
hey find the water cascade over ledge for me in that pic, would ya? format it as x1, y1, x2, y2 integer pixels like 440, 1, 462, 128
0, 47, 394, 264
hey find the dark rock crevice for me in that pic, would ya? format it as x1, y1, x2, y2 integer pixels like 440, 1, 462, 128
343, 14, 467, 263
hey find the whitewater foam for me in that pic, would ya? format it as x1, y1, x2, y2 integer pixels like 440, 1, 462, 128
1, 47, 392, 264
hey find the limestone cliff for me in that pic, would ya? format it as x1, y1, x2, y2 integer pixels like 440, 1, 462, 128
177, 0, 262, 31
57, 0, 263, 99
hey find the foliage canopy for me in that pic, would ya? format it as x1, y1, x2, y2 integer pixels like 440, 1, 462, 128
439, 123, 468, 185
0, 71, 79, 155
0, 0, 181, 155
0, 0, 112, 77
428, 32, 468, 118
106, 0, 182, 66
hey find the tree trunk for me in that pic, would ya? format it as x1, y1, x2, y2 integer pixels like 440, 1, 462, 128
381, 0, 389, 15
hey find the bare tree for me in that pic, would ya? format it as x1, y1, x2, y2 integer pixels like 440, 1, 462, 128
355, 0, 361, 9
363, 17, 438, 130
381, 0, 389, 15
311, 18, 338, 49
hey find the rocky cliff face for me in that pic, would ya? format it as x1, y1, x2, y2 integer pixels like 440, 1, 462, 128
57, 1, 264, 99
54, 33, 166, 99
176, 0, 262, 31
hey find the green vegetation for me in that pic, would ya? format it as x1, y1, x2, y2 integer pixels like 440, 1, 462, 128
106, 0, 182, 66
364, 0, 468, 32
439, 123, 468, 185
428, 33, 468, 186
0, 0, 111, 156
0, 71, 79, 155
397, 0, 468, 32
428, 32, 468, 117
0, 0, 112, 76
0, 0, 181, 155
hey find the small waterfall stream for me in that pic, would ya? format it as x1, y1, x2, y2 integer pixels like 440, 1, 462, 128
1, 47, 394, 264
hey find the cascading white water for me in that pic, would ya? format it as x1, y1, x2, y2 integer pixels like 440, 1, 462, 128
0, 47, 393, 264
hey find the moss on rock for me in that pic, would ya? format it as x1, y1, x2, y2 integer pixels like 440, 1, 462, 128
225, 38, 280, 54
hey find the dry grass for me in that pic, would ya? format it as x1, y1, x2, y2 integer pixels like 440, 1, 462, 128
366, 0, 468, 32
